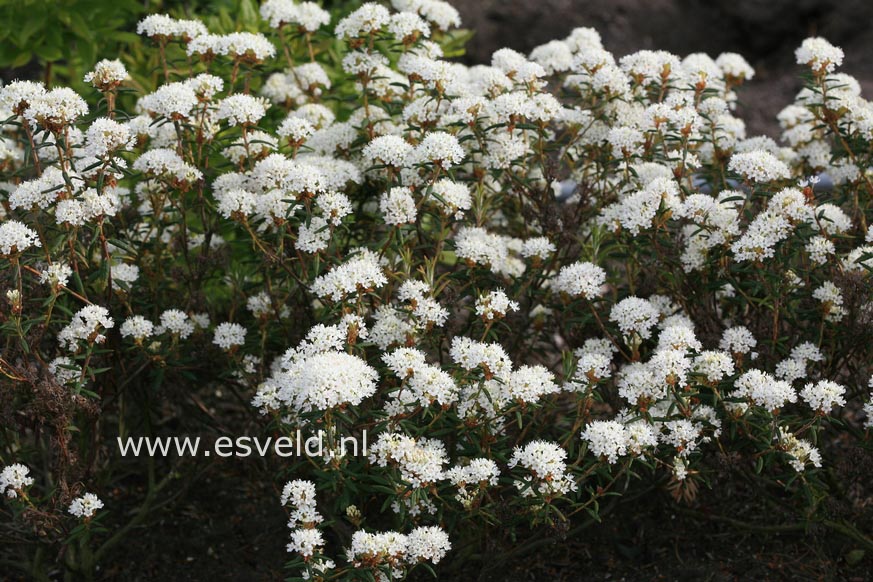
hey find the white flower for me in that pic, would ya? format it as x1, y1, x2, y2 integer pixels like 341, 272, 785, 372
389, 12, 430, 41
530, 40, 574, 74
281, 479, 318, 509
49, 357, 81, 385
775, 358, 807, 383
84, 59, 128, 89
69, 493, 103, 519
349, 530, 408, 565
406, 526, 451, 564
369, 432, 447, 487
506, 365, 559, 402
40, 262, 73, 288
475, 289, 519, 321
111, 263, 140, 290
508, 440, 576, 497
672, 457, 688, 480
450, 336, 512, 380
812, 281, 846, 322
138, 14, 185, 38
335, 3, 390, 38
799, 380, 846, 413
187, 73, 224, 99
720, 326, 757, 356
415, 0, 461, 30
728, 150, 791, 182
607, 126, 644, 157
216, 94, 268, 126
275, 350, 379, 412
790, 342, 824, 364
380, 187, 417, 225
140, 82, 198, 120
58, 305, 114, 350
780, 431, 822, 472
552, 261, 606, 299
693, 350, 735, 383
133, 148, 203, 184
795, 37, 844, 73
521, 237, 556, 260
84, 117, 132, 158
310, 249, 387, 301
213, 322, 247, 350
216, 189, 257, 219
0, 221, 41, 255
363, 135, 413, 168
260, 0, 298, 28
446, 458, 500, 487
572, 352, 612, 385
292, 2, 332, 31
656, 325, 701, 353
277, 116, 315, 144
287, 528, 324, 558
843, 245, 873, 273
158, 309, 195, 339
806, 235, 835, 265
581, 420, 629, 463
0, 80, 45, 113
610, 296, 660, 340
121, 316, 155, 341
9, 166, 67, 211
0, 464, 34, 498
315, 191, 352, 226
296, 216, 331, 253
716, 52, 754, 81
24, 87, 88, 129
222, 32, 276, 61
431, 179, 472, 217
414, 132, 465, 169
661, 419, 705, 456
733, 369, 797, 412
491, 48, 545, 81
620, 50, 681, 85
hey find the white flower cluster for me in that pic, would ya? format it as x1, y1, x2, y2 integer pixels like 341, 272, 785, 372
731, 369, 797, 412
508, 440, 577, 498
68, 493, 104, 519
281, 479, 328, 561
310, 249, 387, 301
260, 0, 331, 31
369, 432, 448, 487
0, 220, 40, 255
780, 430, 822, 472
445, 458, 500, 508
475, 289, 519, 321
58, 305, 114, 351
382, 347, 458, 410
251, 321, 376, 413
84, 59, 129, 89
0, 464, 34, 498
349, 525, 451, 569
213, 322, 247, 350
581, 419, 657, 463
552, 261, 606, 299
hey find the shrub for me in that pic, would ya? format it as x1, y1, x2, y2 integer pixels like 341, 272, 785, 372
1, 0, 872, 579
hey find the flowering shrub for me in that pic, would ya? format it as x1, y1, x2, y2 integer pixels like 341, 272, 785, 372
2, 0, 873, 579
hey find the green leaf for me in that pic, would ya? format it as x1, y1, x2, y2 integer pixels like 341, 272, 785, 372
35, 40, 63, 62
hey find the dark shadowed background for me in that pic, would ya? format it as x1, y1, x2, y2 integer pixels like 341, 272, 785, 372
452, 0, 873, 137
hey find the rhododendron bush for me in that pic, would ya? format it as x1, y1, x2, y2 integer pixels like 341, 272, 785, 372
1, 0, 873, 579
